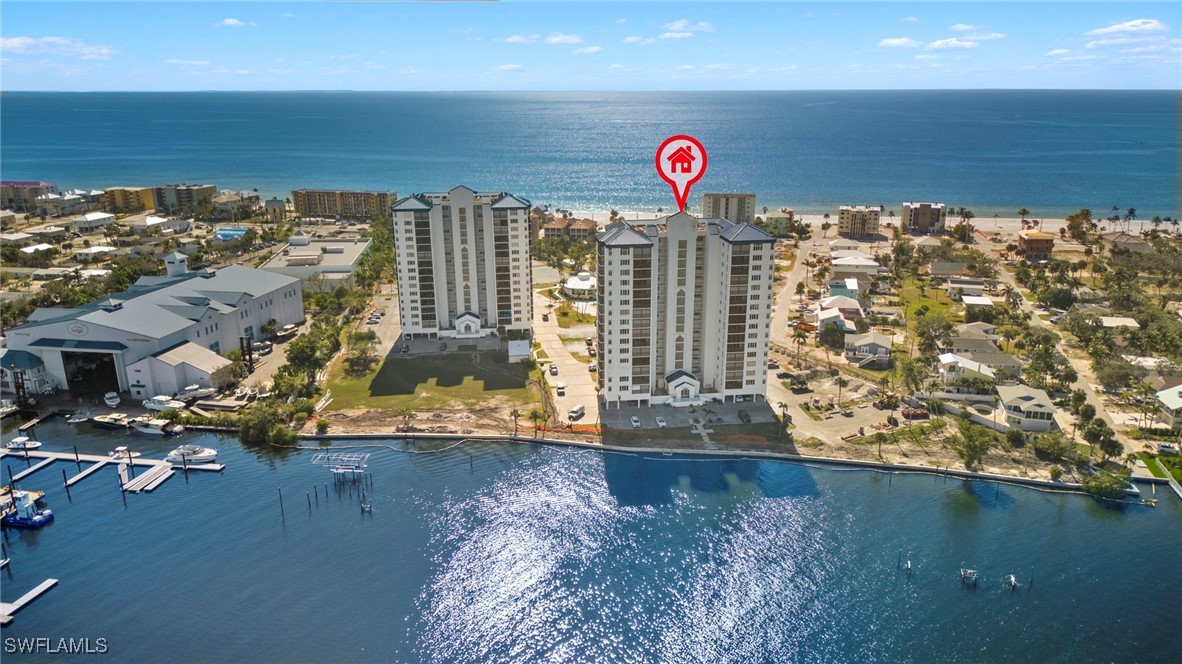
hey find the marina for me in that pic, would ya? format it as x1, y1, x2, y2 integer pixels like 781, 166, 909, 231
1, 448, 225, 495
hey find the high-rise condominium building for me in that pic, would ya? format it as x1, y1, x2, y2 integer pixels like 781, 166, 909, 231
104, 187, 156, 213
391, 185, 533, 339
901, 202, 948, 234
292, 189, 397, 219
154, 184, 216, 214
837, 205, 882, 237
595, 212, 776, 409
701, 193, 757, 225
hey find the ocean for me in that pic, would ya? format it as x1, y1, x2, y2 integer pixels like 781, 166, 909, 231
0, 90, 1176, 218
2, 420, 1180, 662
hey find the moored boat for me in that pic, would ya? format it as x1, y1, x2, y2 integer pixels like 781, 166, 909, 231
1, 488, 54, 529
275, 323, 298, 339
108, 446, 142, 459
165, 444, 217, 464
66, 409, 92, 424
143, 395, 187, 412
960, 568, 979, 585
177, 384, 216, 400
92, 413, 132, 429
6, 436, 43, 450
103, 391, 121, 408
258, 382, 273, 399
130, 418, 185, 436
0, 399, 19, 418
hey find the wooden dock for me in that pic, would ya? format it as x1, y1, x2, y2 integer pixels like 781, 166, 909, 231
0, 578, 58, 625
66, 459, 109, 487
10, 457, 55, 483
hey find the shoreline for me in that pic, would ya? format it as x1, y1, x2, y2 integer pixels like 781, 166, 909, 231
276, 430, 1170, 498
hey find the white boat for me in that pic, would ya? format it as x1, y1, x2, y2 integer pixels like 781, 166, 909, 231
234, 387, 248, 399
165, 444, 217, 464
177, 384, 216, 400
257, 383, 273, 399
66, 410, 92, 424
0, 399, 18, 418
1006, 574, 1019, 590
92, 413, 132, 429
143, 395, 187, 412
275, 323, 298, 338
103, 391, 121, 408
960, 568, 979, 585
131, 418, 185, 436
108, 446, 142, 459
246, 387, 259, 400
6, 436, 43, 450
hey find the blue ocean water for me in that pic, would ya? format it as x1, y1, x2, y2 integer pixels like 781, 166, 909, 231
2, 420, 1180, 662
0, 91, 1176, 218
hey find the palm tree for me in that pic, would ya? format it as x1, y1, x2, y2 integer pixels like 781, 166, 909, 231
793, 328, 808, 363
1018, 208, 1030, 224
510, 409, 521, 436
1125, 207, 1137, 233
836, 376, 849, 408
795, 281, 806, 307
528, 408, 544, 435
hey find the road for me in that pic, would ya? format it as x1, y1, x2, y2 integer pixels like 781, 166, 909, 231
532, 291, 600, 427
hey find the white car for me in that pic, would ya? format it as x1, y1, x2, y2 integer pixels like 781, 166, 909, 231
655, 416, 667, 429
630, 416, 641, 429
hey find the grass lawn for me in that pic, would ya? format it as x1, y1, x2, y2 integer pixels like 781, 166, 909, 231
326, 349, 541, 411
1157, 455, 1182, 483
1136, 453, 1167, 479
555, 304, 596, 328
900, 277, 958, 334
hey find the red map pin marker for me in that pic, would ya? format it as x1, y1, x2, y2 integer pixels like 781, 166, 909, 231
655, 135, 708, 213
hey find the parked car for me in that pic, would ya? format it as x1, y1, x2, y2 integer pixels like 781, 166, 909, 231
588, 346, 597, 357
549, 364, 559, 376
776, 371, 791, 380
585, 337, 594, 346
588, 364, 597, 372
655, 416, 667, 429
630, 416, 641, 429
569, 404, 585, 420
366, 318, 379, 325
400, 344, 410, 354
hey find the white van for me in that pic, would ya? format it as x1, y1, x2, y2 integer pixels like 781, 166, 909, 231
556, 382, 566, 396
568, 404, 585, 419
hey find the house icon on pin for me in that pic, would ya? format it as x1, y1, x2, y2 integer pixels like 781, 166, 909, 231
666, 145, 696, 174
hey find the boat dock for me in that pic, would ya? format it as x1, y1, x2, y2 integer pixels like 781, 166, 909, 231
0, 578, 58, 625
2, 449, 224, 495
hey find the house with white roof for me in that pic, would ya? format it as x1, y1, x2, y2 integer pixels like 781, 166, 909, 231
997, 384, 1057, 432
827, 278, 860, 299
1155, 386, 1182, 430
946, 278, 985, 300
73, 211, 116, 232
817, 308, 856, 333
1099, 316, 1140, 330
938, 352, 996, 388
828, 238, 860, 252
830, 255, 881, 280
128, 215, 191, 235
20, 243, 55, 255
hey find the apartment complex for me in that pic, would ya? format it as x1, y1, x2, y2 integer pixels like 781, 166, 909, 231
154, 184, 216, 214
701, 193, 756, 225
104, 187, 156, 213
292, 189, 396, 219
901, 202, 948, 234
1018, 229, 1055, 261
837, 206, 882, 237
595, 212, 776, 409
2, 181, 59, 213
391, 185, 533, 339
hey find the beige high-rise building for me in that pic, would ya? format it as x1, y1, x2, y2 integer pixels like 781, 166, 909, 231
837, 205, 882, 238
292, 189, 397, 219
391, 186, 533, 339
701, 193, 756, 225
901, 202, 948, 235
104, 187, 156, 213
595, 212, 776, 409
154, 184, 216, 214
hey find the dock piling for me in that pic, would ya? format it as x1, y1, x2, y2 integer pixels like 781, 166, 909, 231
314, 487, 319, 507
307, 491, 311, 513
278, 488, 285, 521
61, 468, 71, 501
73, 445, 80, 466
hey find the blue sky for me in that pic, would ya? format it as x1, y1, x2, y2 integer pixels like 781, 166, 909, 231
2, 2, 1178, 90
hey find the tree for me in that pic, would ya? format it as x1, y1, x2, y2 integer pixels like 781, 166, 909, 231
793, 328, 808, 362
394, 408, 417, 431
949, 418, 992, 469
1074, 403, 1095, 441
795, 281, 806, 306
1082, 419, 1109, 458
238, 402, 297, 447
510, 409, 521, 436
1082, 470, 1129, 500
836, 376, 849, 407
821, 221, 832, 238
1097, 430, 1123, 464
528, 408, 544, 435
818, 324, 844, 349
873, 432, 888, 460
1018, 208, 1030, 223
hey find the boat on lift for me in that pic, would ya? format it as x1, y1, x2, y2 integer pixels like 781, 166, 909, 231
1, 488, 54, 529
6, 436, 42, 450
165, 444, 217, 464
130, 417, 185, 436
92, 413, 133, 429
103, 391, 122, 408
176, 384, 216, 400
143, 395, 187, 412
960, 567, 979, 585
107, 446, 142, 459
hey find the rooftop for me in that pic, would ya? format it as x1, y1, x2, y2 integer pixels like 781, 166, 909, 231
1100, 316, 1140, 329
260, 238, 372, 270
997, 384, 1055, 411
961, 295, 994, 307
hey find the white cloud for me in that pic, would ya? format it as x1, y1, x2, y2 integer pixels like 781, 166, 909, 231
926, 38, 979, 50
505, 34, 538, 44
966, 32, 1006, 41
281, 12, 294, 18
623, 36, 656, 45
1044, 49, 1071, 56
166, 59, 210, 66
544, 33, 583, 45
1120, 44, 1173, 54
915, 54, 939, 60
659, 32, 694, 40
1086, 18, 1169, 36
664, 20, 715, 33
235, 70, 251, 75
902, 16, 920, 23
1060, 55, 1100, 62
1086, 36, 1163, 49
615, 18, 627, 25
949, 24, 977, 32
574, 46, 602, 55
878, 37, 920, 48
0, 36, 114, 60
219, 18, 254, 28
398, 66, 419, 75
704, 63, 730, 70
497, 64, 523, 71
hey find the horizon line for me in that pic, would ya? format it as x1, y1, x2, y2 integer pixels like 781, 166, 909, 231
2, 87, 1177, 94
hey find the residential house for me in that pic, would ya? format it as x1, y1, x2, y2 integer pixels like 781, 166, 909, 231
72, 211, 116, 233
567, 218, 597, 242
818, 295, 864, 320
1155, 385, 1182, 429
827, 278, 860, 299
828, 238, 861, 253
914, 235, 944, 250
27, 225, 68, 242
128, 216, 191, 235
929, 261, 964, 278
543, 218, 570, 239
938, 353, 997, 388
0, 348, 56, 395
1018, 229, 1055, 261
956, 321, 999, 339
965, 351, 1023, 380
1099, 316, 1140, 330
845, 332, 892, 367
830, 256, 881, 280
961, 295, 995, 312
1099, 231, 1152, 255
73, 246, 117, 262
997, 384, 1057, 432
764, 210, 793, 236
265, 198, 287, 222
946, 336, 1000, 355
946, 278, 985, 300
0, 232, 33, 246
817, 308, 856, 333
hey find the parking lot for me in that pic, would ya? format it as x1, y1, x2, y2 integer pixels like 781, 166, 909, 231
599, 399, 778, 431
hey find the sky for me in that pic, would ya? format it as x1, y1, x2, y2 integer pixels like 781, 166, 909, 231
1, 2, 1179, 91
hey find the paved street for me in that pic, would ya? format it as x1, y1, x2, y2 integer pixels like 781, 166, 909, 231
532, 290, 600, 426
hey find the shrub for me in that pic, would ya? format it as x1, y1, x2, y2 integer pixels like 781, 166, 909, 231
1049, 466, 1063, 482
315, 419, 330, 435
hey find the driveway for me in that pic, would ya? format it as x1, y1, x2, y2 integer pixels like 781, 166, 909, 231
533, 290, 600, 426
